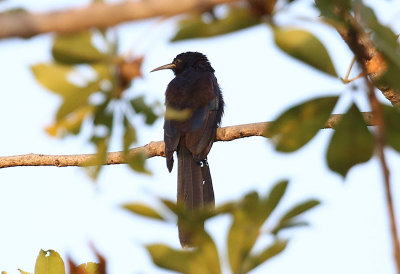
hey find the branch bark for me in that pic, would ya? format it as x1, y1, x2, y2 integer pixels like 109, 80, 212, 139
0, 113, 374, 169
0, 0, 240, 39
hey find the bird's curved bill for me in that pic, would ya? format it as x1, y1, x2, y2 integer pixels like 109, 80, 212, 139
150, 63, 176, 72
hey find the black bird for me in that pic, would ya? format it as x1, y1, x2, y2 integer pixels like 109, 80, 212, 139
151, 52, 224, 247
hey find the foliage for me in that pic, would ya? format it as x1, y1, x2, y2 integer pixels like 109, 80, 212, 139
124, 181, 320, 274
31, 30, 159, 178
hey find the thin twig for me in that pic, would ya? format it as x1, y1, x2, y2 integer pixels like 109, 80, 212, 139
0, 114, 374, 169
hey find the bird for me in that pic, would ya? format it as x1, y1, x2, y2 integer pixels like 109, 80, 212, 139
151, 52, 224, 247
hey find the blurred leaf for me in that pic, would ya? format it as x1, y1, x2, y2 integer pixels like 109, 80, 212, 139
57, 64, 112, 122
213, 201, 236, 216
227, 192, 263, 273
123, 203, 165, 220
272, 220, 309, 235
31, 63, 77, 94
382, 104, 400, 152
46, 105, 94, 137
262, 180, 288, 220
327, 103, 374, 177
278, 199, 320, 224
315, 0, 351, 24
35, 250, 65, 274
147, 244, 192, 273
147, 237, 220, 274
123, 116, 137, 154
273, 27, 337, 76
82, 137, 109, 179
165, 107, 192, 121
130, 96, 158, 125
18, 270, 30, 274
266, 96, 339, 152
52, 31, 107, 64
241, 239, 288, 273
125, 151, 151, 175
172, 7, 261, 41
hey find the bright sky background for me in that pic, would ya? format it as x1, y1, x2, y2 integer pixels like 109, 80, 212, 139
1, 0, 400, 273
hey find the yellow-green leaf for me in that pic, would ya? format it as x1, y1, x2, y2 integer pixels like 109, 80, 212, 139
279, 199, 320, 224
146, 244, 192, 273
123, 203, 164, 220
123, 116, 137, 154
34, 250, 65, 274
125, 151, 151, 175
261, 180, 288, 220
266, 96, 339, 152
52, 31, 107, 64
31, 63, 77, 95
241, 240, 288, 273
273, 27, 337, 76
327, 103, 374, 177
228, 192, 261, 273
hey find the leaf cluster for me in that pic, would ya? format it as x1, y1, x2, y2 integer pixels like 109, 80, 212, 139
124, 181, 319, 273
31, 30, 159, 178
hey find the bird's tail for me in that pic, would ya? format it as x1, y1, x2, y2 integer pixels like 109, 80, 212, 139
177, 146, 215, 247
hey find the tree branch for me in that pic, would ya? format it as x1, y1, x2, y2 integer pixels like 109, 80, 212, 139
0, 0, 240, 39
331, 9, 400, 107
0, 113, 374, 169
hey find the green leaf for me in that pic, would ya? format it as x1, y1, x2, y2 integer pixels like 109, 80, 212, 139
278, 199, 320, 225
125, 151, 151, 175
327, 103, 374, 177
382, 104, 400, 152
123, 203, 165, 220
241, 240, 288, 273
52, 31, 107, 64
123, 116, 137, 154
273, 27, 337, 76
130, 96, 158, 125
272, 220, 309, 235
171, 7, 261, 41
35, 250, 65, 274
266, 96, 339, 152
31, 63, 77, 95
262, 180, 288, 219
228, 192, 262, 273
18, 270, 30, 274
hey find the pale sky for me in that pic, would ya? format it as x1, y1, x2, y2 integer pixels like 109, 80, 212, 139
0, 0, 400, 273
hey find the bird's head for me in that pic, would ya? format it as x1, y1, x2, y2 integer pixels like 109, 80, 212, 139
151, 52, 214, 75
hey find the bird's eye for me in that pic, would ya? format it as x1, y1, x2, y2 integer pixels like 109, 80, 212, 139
175, 59, 182, 65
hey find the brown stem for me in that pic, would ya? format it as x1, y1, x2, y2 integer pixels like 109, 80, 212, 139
344, 12, 400, 272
